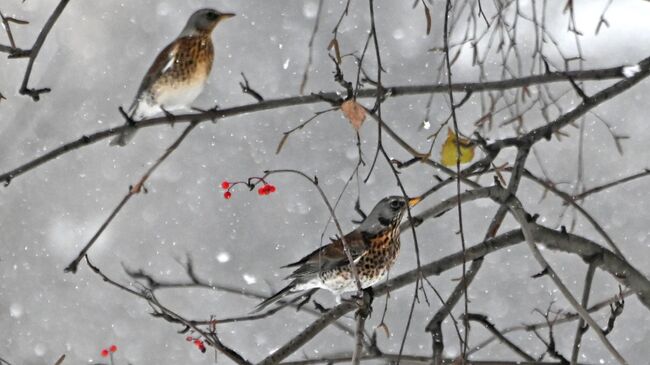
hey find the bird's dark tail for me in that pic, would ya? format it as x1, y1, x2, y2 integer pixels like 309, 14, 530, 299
110, 103, 139, 147
252, 281, 297, 313
109, 127, 137, 146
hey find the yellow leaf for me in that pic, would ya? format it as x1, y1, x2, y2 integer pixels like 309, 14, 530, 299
340, 100, 366, 130
440, 127, 475, 166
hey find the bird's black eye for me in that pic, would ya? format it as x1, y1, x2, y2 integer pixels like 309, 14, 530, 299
390, 200, 402, 210
206, 12, 218, 21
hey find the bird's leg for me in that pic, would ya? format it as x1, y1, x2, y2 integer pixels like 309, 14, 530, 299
296, 288, 318, 311
355, 287, 374, 318
118, 106, 136, 127
161, 106, 176, 127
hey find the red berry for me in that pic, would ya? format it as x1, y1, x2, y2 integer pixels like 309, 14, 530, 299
109, 345, 117, 353
221, 181, 230, 189
258, 186, 266, 195
100, 349, 109, 357
268, 185, 276, 193
186, 336, 193, 342
194, 339, 202, 345
224, 191, 232, 199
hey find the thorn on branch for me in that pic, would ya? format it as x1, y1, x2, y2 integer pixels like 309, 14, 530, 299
391, 157, 420, 169
567, 76, 589, 101
542, 57, 551, 74
354, 199, 367, 220
453, 91, 473, 108
531, 267, 550, 279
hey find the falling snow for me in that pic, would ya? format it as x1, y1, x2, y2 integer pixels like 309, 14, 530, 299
0, 1, 649, 365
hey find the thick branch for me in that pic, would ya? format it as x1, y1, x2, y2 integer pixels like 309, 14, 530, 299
256, 189, 650, 364
1, 60, 644, 186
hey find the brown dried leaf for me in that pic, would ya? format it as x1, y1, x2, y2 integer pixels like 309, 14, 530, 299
328, 38, 342, 64
375, 322, 390, 337
340, 100, 366, 130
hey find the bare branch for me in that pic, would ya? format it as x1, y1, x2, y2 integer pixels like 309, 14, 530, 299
16, 0, 70, 100
64, 122, 198, 273
1, 60, 644, 186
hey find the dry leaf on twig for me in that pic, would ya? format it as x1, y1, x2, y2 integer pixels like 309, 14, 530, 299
341, 100, 366, 130
440, 127, 476, 166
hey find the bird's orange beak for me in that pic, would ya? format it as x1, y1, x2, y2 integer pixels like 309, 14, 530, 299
220, 13, 236, 19
408, 196, 422, 207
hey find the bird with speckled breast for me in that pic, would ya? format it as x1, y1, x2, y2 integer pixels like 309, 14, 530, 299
110, 9, 234, 146
253, 195, 422, 313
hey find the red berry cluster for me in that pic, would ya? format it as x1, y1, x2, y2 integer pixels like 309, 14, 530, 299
221, 180, 232, 199
100, 344, 117, 357
186, 336, 206, 353
219, 179, 277, 199
257, 184, 276, 196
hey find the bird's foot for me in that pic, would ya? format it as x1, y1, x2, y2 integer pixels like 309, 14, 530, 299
296, 288, 318, 311
341, 288, 374, 317
355, 288, 374, 318
161, 107, 177, 127
312, 300, 329, 313
118, 106, 137, 127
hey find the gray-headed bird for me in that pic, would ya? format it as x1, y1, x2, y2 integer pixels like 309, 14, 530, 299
110, 9, 234, 146
254, 195, 422, 312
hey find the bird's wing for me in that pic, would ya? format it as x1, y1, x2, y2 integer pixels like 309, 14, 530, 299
129, 40, 182, 113
284, 230, 370, 279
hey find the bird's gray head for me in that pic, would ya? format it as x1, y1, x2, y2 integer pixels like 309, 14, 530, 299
358, 195, 421, 235
181, 8, 235, 36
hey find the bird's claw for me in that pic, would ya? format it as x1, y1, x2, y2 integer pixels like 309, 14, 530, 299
161, 107, 176, 127
343, 288, 373, 318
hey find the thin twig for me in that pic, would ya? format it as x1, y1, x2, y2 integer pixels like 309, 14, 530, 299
500, 183, 629, 364
17, 0, 70, 101
263, 169, 363, 292
442, 0, 470, 359
464, 313, 535, 362
64, 122, 199, 273
84, 257, 251, 365
570, 262, 597, 364
299, 0, 324, 94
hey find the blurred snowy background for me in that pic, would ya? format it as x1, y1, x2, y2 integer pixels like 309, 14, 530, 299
1, 0, 650, 364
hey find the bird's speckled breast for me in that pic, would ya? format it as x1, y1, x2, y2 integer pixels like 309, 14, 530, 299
151, 35, 214, 107
319, 228, 401, 294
